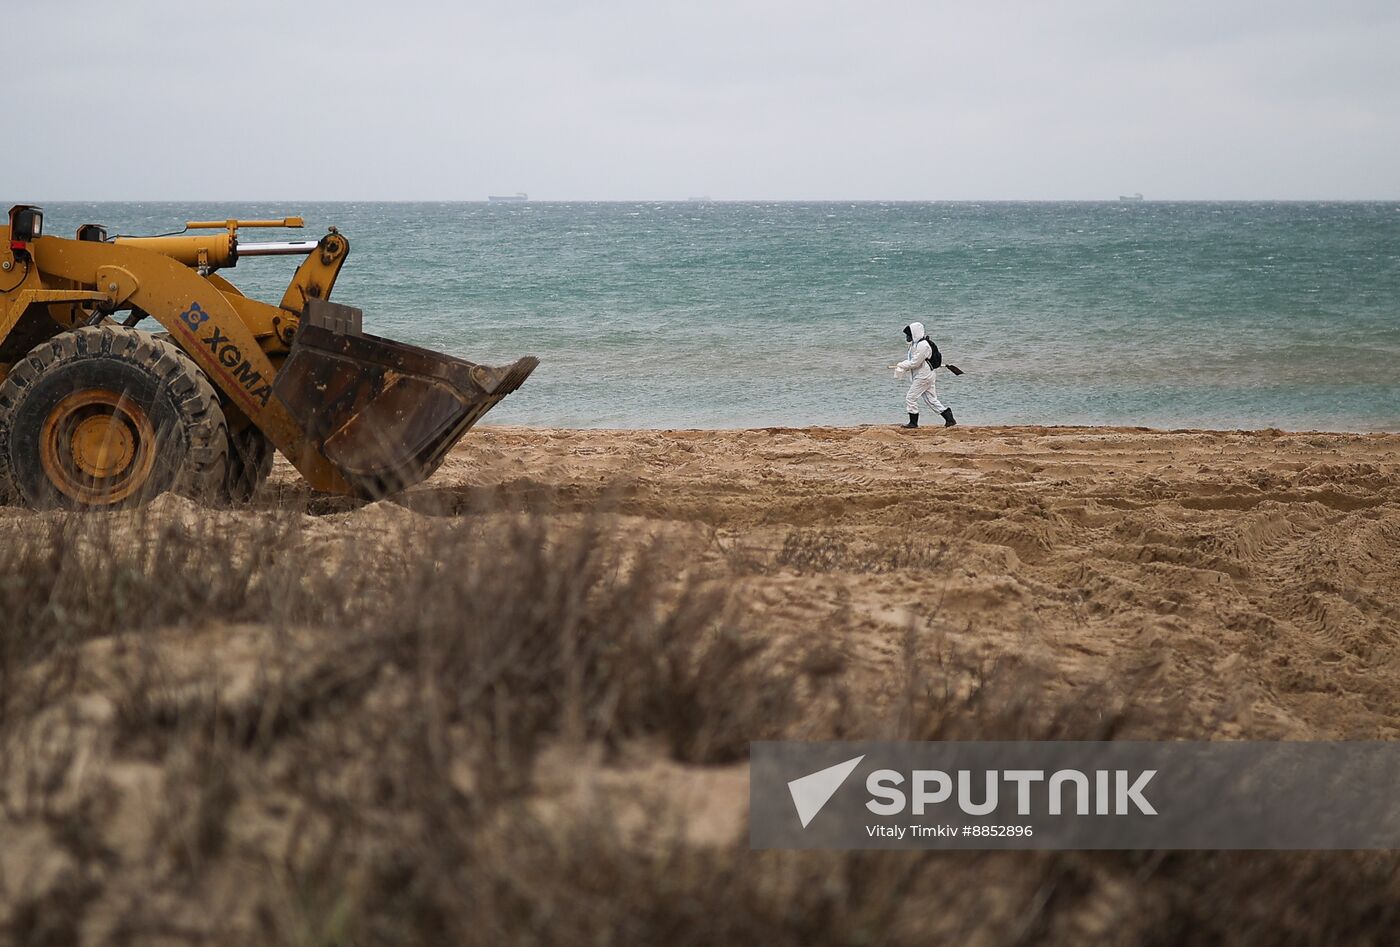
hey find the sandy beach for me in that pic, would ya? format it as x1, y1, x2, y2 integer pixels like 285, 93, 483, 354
424, 424, 1400, 739
4, 423, 1400, 942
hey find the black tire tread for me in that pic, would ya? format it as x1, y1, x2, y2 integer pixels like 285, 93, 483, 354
226, 424, 275, 502
156, 329, 274, 502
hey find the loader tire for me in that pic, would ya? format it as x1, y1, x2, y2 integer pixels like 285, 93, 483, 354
225, 424, 275, 502
155, 329, 273, 503
0, 326, 229, 510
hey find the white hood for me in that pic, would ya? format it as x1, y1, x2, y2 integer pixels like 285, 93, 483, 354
904, 321, 926, 343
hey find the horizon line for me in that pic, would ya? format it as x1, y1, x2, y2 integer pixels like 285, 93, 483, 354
16, 197, 1400, 205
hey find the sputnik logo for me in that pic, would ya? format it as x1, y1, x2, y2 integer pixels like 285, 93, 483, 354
787, 755, 864, 828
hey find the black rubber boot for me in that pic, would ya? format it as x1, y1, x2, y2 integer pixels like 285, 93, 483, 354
941, 408, 957, 427
902, 413, 919, 429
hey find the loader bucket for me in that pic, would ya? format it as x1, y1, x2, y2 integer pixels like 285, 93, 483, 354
272, 299, 537, 497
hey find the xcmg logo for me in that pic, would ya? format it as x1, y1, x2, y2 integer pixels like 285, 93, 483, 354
787, 755, 1157, 828
175, 301, 275, 408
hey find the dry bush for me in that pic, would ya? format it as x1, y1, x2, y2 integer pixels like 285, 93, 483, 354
270, 789, 1400, 947
0, 511, 317, 732
879, 621, 1140, 743
0, 501, 819, 943
3, 502, 1399, 946
336, 808, 978, 947
775, 528, 852, 573
709, 527, 949, 577
0, 508, 796, 764
775, 529, 950, 575
1137, 851, 1400, 946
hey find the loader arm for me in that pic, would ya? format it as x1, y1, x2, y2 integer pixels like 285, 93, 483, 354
278, 230, 349, 327
30, 238, 353, 493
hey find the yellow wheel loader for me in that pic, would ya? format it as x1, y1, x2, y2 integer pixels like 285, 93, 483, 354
0, 205, 536, 509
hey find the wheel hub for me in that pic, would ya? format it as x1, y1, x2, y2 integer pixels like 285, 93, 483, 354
70, 414, 137, 478
40, 389, 157, 505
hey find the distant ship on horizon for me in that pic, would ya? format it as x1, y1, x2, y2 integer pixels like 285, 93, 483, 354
1118, 192, 1145, 202
488, 192, 528, 203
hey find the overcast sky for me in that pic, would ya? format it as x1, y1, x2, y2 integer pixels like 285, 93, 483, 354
9, 0, 1399, 200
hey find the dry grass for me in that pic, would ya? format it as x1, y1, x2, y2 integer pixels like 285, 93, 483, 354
1, 497, 1398, 946
711, 526, 951, 576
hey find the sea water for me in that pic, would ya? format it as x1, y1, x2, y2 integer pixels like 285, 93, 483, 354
32, 201, 1400, 431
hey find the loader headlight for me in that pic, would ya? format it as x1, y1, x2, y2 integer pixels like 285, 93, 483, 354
9, 205, 43, 243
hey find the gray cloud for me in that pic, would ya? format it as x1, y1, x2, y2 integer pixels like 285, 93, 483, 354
9, 0, 1398, 199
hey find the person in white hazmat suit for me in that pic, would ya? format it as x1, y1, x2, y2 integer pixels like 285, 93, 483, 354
892, 322, 956, 428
